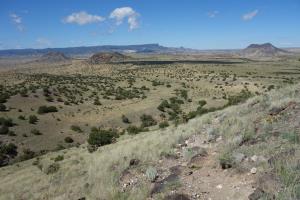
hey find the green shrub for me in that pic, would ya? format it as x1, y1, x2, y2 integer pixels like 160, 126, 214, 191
140, 114, 157, 127
54, 155, 64, 162
18, 115, 26, 120
0, 117, 14, 127
0, 143, 17, 156
64, 136, 74, 143
127, 125, 143, 135
159, 121, 169, 128
70, 125, 83, 133
31, 129, 42, 135
45, 163, 60, 174
121, 115, 131, 124
282, 132, 300, 144
219, 152, 233, 169
88, 128, 118, 147
37, 106, 58, 114
0, 125, 9, 135
157, 100, 170, 112
226, 90, 252, 106
187, 111, 197, 120
19, 149, 35, 161
198, 100, 207, 107
93, 98, 102, 105
146, 166, 157, 182
29, 115, 38, 124
0, 103, 6, 111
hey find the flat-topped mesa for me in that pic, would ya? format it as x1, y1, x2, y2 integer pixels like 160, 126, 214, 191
88, 52, 129, 64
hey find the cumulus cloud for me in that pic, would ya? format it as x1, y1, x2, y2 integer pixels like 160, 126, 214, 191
207, 11, 219, 18
242, 9, 259, 21
36, 38, 52, 48
63, 11, 105, 25
9, 13, 25, 31
110, 7, 139, 30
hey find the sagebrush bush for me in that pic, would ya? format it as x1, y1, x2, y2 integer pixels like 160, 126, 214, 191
140, 114, 157, 127
64, 136, 74, 143
29, 115, 38, 124
37, 106, 58, 114
88, 128, 118, 147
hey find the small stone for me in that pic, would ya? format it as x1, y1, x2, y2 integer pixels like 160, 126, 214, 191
181, 162, 188, 167
251, 155, 258, 162
250, 167, 257, 174
216, 184, 223, 189
216, 136, 222, 142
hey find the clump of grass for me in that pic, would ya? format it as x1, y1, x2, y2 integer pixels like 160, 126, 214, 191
159, 121, 169, 129
146, 166, 157, 182
54, 155, 64, 162
70, 125, 83, 133
45, 163, 60, 174
281, 132, 300, 144
31, 129, 42, 135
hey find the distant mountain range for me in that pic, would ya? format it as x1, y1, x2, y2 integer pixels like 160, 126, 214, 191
0, 44, 199, 57
0, 43, 296, 58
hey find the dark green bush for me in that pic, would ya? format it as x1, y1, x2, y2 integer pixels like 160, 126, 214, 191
140, 114, 157, 127
0, 117, 14, 127
127, 125, 143, 134
64, 136, 74, 143
198, 100, 207, 107
0, 125, 9, 135
226, 90, 252, 106
157, 100, 170, 112
70, 125, 82, 133
19, 149, 35, 161
18, 115, 26, 120
0, 143, 17, 156
0, 103, 6, 111
37, 106, 58, 114
31, 129, 42, 135
159, 121, 169, 128
121, 115, 131, 124
29, 115, 38, 124
45, 163, 60, 174
88, 128, 118, 146
54, 155, 64, 162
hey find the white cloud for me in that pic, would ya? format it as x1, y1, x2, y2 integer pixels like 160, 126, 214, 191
9, 13, 25, 31
207, 11, 219, 18
242, 9, 259, 21
110, 7, 139, 30
36, 38, 52, 48
63, 11, 105, 25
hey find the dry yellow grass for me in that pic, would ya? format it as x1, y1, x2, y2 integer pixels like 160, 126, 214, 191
0, 82, 299, 200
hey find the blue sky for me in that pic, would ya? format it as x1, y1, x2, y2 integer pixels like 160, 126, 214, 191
0, 0, 299, 50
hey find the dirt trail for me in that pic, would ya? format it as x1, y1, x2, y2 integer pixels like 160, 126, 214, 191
150, 134, 256, 200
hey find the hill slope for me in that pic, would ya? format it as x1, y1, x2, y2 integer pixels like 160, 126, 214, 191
0, 84, 299, 199
36, 52, 71, 63
88, 52, 129, 64
241, 43, 290, 58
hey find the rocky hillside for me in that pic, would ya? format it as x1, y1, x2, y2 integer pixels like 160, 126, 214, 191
37, 52, 71, 63
88, 52, 129, 64
0, 84, 299, 200
241, 43, 290, 59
